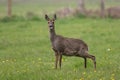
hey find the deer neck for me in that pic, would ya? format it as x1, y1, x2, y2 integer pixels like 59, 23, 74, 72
49, 27, 56, 42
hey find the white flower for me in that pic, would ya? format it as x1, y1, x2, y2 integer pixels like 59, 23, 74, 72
107, 48, 111, 51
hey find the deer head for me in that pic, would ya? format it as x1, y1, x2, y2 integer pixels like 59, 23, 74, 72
45, 14, 57, 30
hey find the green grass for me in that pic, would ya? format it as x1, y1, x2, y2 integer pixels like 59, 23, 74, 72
0, 17, 120, 80
0, 0, 120, 79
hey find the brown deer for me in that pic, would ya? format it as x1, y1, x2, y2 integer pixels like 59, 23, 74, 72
45, 14, 96, 69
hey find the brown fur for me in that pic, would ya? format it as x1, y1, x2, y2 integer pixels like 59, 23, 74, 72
45, 14, 96, 69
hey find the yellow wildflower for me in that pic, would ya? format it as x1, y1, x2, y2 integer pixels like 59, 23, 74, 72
80, 78, 84, 80
83, 72, 86, 75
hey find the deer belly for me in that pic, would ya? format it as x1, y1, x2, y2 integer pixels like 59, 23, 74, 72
62, 48, 78, 56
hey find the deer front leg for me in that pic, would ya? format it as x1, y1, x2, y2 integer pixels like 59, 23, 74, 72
55, 53, 59, 69
59, 54, 62, 69
52, 48, 59, 69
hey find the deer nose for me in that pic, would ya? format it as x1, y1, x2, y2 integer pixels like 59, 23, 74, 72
49, 25, 52, 27
49, 25, 53, 29
49, 24, 53, 27
50, 26, 53, 29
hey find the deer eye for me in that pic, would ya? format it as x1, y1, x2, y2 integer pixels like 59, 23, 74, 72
48, 21, 50, 23
52, 21, 54, 24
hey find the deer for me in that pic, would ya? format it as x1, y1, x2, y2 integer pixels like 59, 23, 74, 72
45, 14, 96, 70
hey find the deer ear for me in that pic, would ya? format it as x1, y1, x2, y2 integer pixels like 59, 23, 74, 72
53, 14, 57, 20
45, 14, 49, 21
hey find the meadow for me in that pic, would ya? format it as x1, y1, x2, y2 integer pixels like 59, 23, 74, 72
0, 17, 120, 80
0, 0, 120, 80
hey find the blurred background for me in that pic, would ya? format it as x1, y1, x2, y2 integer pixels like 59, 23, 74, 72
0, 0, 120, 19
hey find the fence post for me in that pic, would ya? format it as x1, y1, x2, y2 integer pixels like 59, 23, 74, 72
78, 0, 86, 14
8, 0, 12, 17
100, 0, 105, 18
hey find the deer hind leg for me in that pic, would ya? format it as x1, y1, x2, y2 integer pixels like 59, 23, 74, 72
86, 54, 96, 69
77, 49, 87, 69
91, 55, 96, 70
84, 57, 87, 68
92, 55, 96, 70
84, 51, 96, 69
89, 55, 96, 70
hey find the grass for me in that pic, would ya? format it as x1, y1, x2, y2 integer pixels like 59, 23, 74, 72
0, 0, 120, 79
0, 17, 120, 80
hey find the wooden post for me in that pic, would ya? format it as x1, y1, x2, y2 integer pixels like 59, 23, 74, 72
8, 0, 12, 17
78, 0, 85, 14
100, 0, 105, 18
